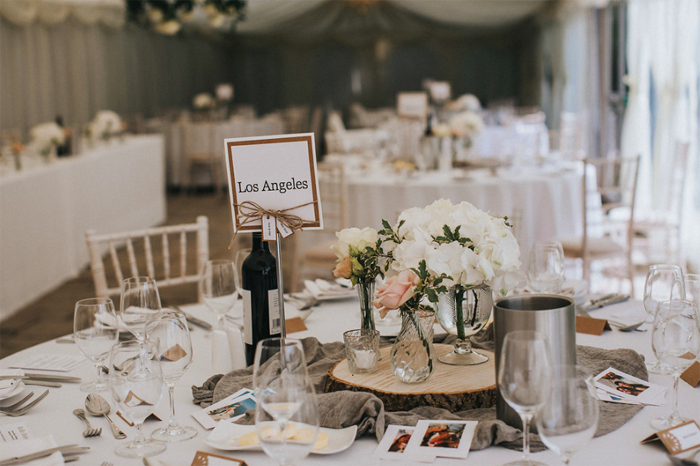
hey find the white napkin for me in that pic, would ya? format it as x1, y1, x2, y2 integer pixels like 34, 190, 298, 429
0, 435, 64, 466
303, 279, 356, 300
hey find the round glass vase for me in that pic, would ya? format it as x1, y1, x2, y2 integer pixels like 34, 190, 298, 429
390, 310, 436, 383
435, 285, 492, 366
357, 281, 376, 331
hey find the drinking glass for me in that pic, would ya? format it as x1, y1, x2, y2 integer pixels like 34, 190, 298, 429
528, 241, 565, 294
120, 276, 162, 342
199, 260, 238, 328
109, 340, 166, 458
650, 299, 700, 430
536, 375, 599, 464
146, 311, 198, 442
253, 338, 319, 466
683, 273, 700, 306
643, 264, 685, 374
74, 297, 119, 392
498, 330, 551, 466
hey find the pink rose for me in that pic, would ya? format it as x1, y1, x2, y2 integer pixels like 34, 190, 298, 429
373, 270, 420, 318
332, 256, 353, 279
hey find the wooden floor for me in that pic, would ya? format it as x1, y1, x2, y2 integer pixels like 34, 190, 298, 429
0, 193, 236, 358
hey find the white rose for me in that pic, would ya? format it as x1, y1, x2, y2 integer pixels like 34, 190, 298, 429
332, 227, 378, 259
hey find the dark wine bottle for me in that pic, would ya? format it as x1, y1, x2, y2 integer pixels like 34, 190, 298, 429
241, 232, 281, 366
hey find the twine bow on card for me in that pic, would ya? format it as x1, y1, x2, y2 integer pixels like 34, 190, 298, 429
229, 200, 317, 247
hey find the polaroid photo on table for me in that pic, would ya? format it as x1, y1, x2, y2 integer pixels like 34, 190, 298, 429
403, 420, 477, 459
192, 388, 255, 430
373, 425, 435, 462
594, 367, 666, 404
596, 388, 641, 405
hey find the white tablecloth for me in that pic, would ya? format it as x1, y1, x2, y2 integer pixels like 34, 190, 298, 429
1, 298, 697, 466
471, 123, 549, 159
345, 167, 583, 267
0, 136, 167, 320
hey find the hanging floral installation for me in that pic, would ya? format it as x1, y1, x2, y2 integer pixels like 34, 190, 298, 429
126, 0, 246, 35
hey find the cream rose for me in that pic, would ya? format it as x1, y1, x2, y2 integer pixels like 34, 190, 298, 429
331, 227, 378, 260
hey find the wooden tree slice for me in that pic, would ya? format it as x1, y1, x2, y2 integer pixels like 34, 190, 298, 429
324, 344, 496, 412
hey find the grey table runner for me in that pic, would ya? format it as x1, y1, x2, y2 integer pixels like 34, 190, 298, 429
192, 326, 647, 452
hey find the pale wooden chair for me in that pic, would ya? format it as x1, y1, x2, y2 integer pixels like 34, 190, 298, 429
296, 162, 347, 286
324, 111, 389, 154
182, 123, 222, 194
85, 216, 209, 299
557, 156, 640, 294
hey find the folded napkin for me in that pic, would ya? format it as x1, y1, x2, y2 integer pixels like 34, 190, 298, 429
193, 326, 646, 452
0, 435, 64, 466
303, 279, 355, 300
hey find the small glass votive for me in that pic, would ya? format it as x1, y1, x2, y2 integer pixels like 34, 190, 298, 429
343, 329, 380, 374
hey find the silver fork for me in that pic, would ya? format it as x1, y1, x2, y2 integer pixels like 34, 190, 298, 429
0, 390, 49, 416
0, 391, 34, 412
73, 408, 101, 437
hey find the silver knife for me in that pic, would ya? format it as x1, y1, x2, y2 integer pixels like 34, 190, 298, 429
0, 374, 81, 383
0, 445, 89, 465
584, 294, 630, 310
169, 305, 213, 330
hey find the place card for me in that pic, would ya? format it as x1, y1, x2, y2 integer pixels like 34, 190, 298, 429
116, 411, 163, 426
397, 92, 429, 119
191, 450, 247, 466
642, 421, 700, 455
0, 423, 31, 442
681, 361, 700, 387
224, 134, 322, 236
10, 354, 84, 372
403, 420, 477, 460
575, 315, 611, 335
285, 317, 307, 334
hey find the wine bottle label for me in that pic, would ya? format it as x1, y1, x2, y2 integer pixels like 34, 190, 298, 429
268, 289, 281, 335
241, 288, 252, 345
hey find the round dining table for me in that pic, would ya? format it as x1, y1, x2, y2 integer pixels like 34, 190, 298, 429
1, 296, 697, 466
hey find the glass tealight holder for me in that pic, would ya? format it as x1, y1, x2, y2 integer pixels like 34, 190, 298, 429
343, 329, 380, 374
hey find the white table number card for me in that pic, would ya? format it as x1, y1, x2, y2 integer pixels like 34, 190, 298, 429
397, 92, 429, 119
224, 133, 322, 239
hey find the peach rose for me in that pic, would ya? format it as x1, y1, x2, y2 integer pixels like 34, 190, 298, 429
332, 256, 352, 279
373, 270, 420, 318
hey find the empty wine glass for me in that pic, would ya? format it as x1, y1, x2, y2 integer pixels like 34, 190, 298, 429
74, 297, 119, 392
199, 260, 238, 329
109, 340, 166, 458
235, 248, 252, 294
650, 299, 700, 430
120, 276, 162, 342
498, 330, 551, 466
683, 273, 700, 306
254, 338, 319, 466
536, 375, 599, 464
146, 311, 198, 442
643, 264, 685, 374
528, 241, 565, 294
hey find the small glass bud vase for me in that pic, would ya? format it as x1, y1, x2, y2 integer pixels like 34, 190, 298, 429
357, 281, 376, 331
390, 310, 436, 383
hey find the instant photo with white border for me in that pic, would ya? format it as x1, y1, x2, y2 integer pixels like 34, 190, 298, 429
192, 388, 255, 429
594, 367, 666, 404
372, 425, 435, 462
403, 420, 477, 459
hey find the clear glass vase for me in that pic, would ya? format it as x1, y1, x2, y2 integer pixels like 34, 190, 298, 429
390, 310, 436, 383
357, 281, 375, 331
435, 285, 492, 366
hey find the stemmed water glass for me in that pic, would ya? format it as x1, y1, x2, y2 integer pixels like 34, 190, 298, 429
74, 297, 119, 392
650, 299, 700, 430
199, 260, 238, 329
146, 311, 198, 442
643, 264, 685, 374
528, 241, 565, 294
683, 273, 700, 306
536, 374, 599, 464
498, 330, 552, 466
109, 340, 166, 458
253, 338, 320, 466
120, 276, 163, 342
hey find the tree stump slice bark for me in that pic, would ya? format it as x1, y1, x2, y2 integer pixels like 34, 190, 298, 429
324, 344, 496, 412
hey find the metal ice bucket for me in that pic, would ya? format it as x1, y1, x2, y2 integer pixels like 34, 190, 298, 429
493, 295, 576, 429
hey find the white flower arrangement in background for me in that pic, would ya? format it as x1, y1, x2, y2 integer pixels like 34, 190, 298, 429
193, 93, 215, 110
29, 122, 65, 156
89, 110, 123, 141
447, 93, 482, 112
448, 111, 484, 139
381, 199, 523, 297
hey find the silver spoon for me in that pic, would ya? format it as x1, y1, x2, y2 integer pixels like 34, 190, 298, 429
85, 393, 127, 439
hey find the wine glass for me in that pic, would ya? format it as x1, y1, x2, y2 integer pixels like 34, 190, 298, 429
683, 273, 700, 306
253, 338, 320, 466
235, 248, 252, 295
650, 299, 700, 430
74, 297, 119, 392
536, 375, 599, 464
109, 340, 166, 458
146, 311, 198, 442
120, 276, 162, 342
643, 264, 685, 374
199, 260, 238, 329
498, 330, 551, 466
528, 241, 565, 294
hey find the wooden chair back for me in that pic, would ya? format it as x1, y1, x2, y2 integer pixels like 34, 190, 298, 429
85, 216, 209, 299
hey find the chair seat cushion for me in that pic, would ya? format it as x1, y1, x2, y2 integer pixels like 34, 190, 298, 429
559, 236, 624, 258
